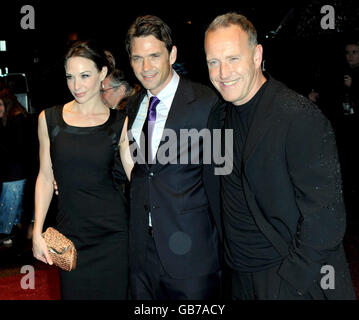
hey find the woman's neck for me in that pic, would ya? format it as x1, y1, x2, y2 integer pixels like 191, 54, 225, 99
70, 96, 107, 115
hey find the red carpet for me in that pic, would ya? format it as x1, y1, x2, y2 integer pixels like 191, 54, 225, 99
0, 227, 358, 300
0, 265, 60, 300
0, 263, 357, 300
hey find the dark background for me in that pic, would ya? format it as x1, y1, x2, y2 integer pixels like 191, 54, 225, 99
0, 0, 358, 112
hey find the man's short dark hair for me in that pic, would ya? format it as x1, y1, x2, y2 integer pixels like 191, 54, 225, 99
125, 15, 173, 56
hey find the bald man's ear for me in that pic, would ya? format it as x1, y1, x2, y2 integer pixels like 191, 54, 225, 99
253, 44, 263, 68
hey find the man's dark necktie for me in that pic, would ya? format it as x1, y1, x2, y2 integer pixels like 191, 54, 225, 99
141, 96, 160, 164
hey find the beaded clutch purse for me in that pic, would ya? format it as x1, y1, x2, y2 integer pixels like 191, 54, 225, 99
42, 227, 77, 271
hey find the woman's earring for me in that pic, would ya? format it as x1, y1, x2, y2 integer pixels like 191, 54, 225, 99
101, 81, 105, 89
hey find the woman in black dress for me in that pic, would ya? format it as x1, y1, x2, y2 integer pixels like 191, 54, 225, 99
32, 40, 128, 300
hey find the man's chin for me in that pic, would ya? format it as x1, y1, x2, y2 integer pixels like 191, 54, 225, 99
142, 84, 158, 92
140, 76, 157, 87
219, 93, 237, 104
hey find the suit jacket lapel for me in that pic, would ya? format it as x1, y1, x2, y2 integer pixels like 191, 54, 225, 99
127, 89, 146, 130
209, 100, 227, 130
126, 89, 146, 165
152, 77, 196, 169
243, 77, 281, 164
162, 77, 195, 132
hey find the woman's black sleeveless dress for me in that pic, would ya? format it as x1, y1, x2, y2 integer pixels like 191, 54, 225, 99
45, 105, 128, 300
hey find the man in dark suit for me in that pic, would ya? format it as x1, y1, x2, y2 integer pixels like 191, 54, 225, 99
204, 12, 355, 299
116, 15, 222, 299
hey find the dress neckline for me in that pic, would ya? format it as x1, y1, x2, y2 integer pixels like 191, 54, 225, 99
61, 104, 112, 129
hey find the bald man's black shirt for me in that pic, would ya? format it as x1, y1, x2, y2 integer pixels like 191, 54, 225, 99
222, 80, 281, 272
